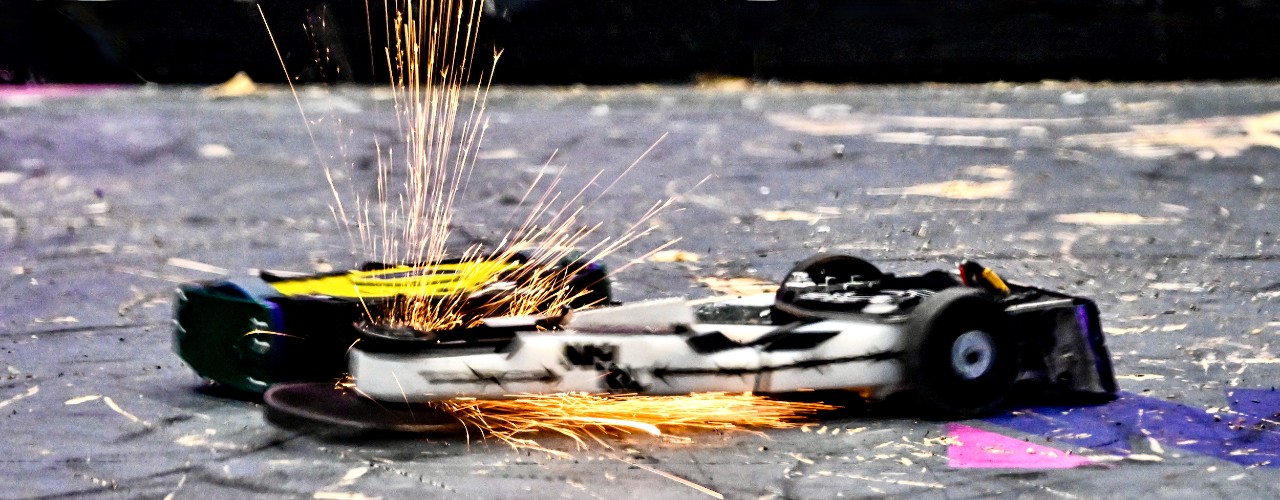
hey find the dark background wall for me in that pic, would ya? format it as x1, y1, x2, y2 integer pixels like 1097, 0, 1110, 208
4, 0, 1280, 84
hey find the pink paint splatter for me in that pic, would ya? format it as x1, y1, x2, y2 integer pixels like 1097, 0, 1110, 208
947, 423, 1094, 469
0, 84, 121, 103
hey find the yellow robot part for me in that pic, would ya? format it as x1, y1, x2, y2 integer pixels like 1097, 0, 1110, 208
269, 259, 524, 299
980, 267, 1011, 295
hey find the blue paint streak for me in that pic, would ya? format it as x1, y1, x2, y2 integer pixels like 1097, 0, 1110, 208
1227, 388, 1280, 420
984, 391, 1280, 467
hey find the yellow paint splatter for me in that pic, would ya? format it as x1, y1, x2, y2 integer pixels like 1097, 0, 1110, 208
649, 250, 701, 263
868, 180, 1013, 200
1062, 111, 1280, 159
204, 71, 258, 98
696, 277, 777, 296
922, 435, 961, 447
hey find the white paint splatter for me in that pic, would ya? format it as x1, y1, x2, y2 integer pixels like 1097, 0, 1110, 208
166, 258, 228, 275
103, 396, 149, 427
873, 132, 933, 145
64, 395, 102, 405
329, 467, 370, 488
1115, 374, 1166, 381
0, 386, 38, 409
1149, 283, 1208, 292
806, 104, 852, 119
754, 209, 831, 224
176, 429, 243, 450
1108, 324, 1187, 335
934, 135, 1010, 148
198, 144, 234, 159
767, 113, 1079, 136
963, 165, 1012, 179
312, 493, 381, 500
477, 148, 520, 160
1061, 92, 1089, 105
33, 316, 78, 324
836, 473, 945, 490
1054, 212, 1178, 226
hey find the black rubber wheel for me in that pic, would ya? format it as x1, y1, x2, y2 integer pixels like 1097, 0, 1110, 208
264, 382, 464, 435
904, 287, 1018, 419
784, 254, 882, 285
771, 254, 882, 324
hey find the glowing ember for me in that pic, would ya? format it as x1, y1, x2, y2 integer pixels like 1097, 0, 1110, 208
353, 0, 495, 331
324, 0, 677, 332
433, 392, 835, 457
280, 4, 796, 452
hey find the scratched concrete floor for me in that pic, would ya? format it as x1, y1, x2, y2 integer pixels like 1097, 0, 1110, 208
2, 82, 1279, 498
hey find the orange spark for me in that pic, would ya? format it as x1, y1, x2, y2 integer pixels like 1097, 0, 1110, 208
432, 392, 835, 457
301, 7, 820, 455
329, 1, 680, 332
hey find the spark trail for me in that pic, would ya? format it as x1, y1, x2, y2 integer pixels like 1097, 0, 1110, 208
344, 0, 676, 331
294, 1, 831, 453
435, 392, 835, 457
